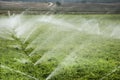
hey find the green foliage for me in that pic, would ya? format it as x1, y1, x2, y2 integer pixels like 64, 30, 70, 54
0, 14, 120, 80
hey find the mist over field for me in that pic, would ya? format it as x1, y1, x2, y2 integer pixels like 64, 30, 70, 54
0, 0, 120, 80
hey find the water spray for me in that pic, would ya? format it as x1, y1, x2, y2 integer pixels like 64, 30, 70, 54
0, 64, 38, 80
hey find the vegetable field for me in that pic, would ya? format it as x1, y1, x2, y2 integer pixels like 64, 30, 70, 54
0, 14, 120, 80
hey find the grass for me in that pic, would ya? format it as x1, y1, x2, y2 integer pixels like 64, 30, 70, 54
0, 14, 120, 80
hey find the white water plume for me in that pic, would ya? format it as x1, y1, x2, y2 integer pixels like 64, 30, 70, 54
34, 32, 79, 65
26, 27, 53, 49
78, 19, 101, 35
46, 39, 93, 80
0, 14, 23, 39
1, 14, 119, 42
7, 15, 22, 29
46, 46, 80, 80
0, 34, 14, 40
0, 14, 38, 39
0, 28, 14, 40
37, 16, 79, 31
8, 11, 11, 17
0, 64, 38, 80
23, 27, 37, 44
111, 26, 120, 39
14, 18, 38, 38
29, 30, 61, 57
46, 48, 81, 80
